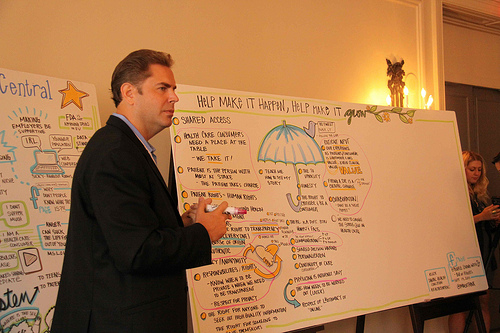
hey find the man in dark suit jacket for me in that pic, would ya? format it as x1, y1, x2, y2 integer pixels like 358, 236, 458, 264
51, 49, 229, 332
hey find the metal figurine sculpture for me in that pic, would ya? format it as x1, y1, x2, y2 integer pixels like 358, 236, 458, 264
386, 59, 406, 107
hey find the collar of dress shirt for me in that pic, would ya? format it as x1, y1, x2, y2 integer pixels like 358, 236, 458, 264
112, 113, 157, 163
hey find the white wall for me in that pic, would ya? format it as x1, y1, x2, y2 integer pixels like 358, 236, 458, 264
443, 23, 500, 90
0, 0, 443, 181
1, 1, 452, 332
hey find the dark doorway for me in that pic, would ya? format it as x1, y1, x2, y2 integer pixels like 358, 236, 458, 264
445, 82, 500, 198
446, 82, 500, 331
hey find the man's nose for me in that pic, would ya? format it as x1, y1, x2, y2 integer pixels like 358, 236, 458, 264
169, 92, 179, 104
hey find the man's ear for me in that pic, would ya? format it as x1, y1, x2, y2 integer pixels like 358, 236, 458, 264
121, 83, 136, 105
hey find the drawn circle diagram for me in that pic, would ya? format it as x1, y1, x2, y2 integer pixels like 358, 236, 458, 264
320, 134, 372, 215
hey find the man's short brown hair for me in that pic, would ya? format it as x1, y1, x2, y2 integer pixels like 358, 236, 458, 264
111, 49, 174, 107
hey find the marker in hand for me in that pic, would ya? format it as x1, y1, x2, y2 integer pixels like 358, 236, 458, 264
205, 204, 247, 215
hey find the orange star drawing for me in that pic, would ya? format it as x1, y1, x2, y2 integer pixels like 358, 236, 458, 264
58, 81, 89, 111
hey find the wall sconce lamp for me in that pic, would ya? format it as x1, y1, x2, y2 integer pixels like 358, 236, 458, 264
386, 59, 405, 108
386, 59, 433, 109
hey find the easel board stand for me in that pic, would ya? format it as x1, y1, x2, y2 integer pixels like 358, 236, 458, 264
462, 227, 500, 332
355, 291, 487, 333
409, 292, 486, 333
285, 325, 325, 333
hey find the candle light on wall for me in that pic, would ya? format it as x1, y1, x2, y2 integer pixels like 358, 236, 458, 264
403, 86, 409, 108
420, 88, 433, 109
426, 95, 434, 109
386, 95, 392, 106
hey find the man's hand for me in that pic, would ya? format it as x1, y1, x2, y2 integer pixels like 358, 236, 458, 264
195, 197, 230, 242
181, 203, 197, 227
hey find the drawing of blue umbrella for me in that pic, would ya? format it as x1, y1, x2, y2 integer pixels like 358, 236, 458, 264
258, 120, 325, 212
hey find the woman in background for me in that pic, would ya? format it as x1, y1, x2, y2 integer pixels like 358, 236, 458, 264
449, 151, 500, 332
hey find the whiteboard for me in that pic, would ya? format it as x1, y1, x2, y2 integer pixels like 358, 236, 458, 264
170, 85, 486, 332
0, 68, 99, 332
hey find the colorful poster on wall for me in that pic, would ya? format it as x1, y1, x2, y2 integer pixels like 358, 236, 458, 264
0, 68, 99, 332
170, 85, 487, 332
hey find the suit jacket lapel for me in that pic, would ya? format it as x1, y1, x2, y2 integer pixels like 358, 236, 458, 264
106, 116, 170, 195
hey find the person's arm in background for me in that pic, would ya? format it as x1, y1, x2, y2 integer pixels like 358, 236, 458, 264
474, 204, 500, 224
